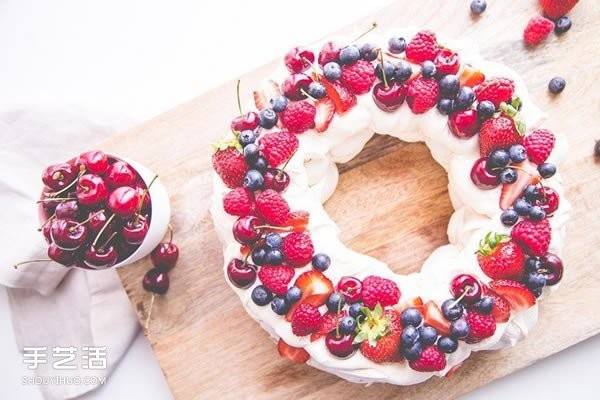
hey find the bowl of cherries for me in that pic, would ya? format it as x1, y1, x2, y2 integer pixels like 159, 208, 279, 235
37, 150, 171, 270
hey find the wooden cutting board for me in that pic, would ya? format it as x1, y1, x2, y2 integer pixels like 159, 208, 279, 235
103, 1, 600, 398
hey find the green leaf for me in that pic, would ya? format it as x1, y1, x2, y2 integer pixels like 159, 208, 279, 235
516, 119, 527, 135
373, 303, 383, 318
353, 331, 368, 345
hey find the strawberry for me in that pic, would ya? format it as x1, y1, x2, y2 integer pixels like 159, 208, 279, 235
222, 187, 254, 216
394, 296, 425, 316
409, 345, 446, 372
482, 286, 511, 323
287, 210, 310, 232
423, 301, 451, 336
340, 60, 376, 95
355, 304, 402, 363
258, 265, 295, 295
280, 100, 316, 134
212, 145, 248, 188
489, 279, 536, 311
474, 78, 515, 108
255, 189, 291, 226
465, 309, 496, 343
288, 271, 334, 318
361, 275, 401, 309
291, 303, 323, 336
253, 90, 269, 111
310, 310, 347, 341
499, 160, 541, 210
459, 65, 485, 88
479, 112, 524, 157
315, 98, 335, 133
523, 16, 555, 46
477, 232, 525, 280
277, 339, 310, 364
523, 129, 555, 164
281, 232, 314, 267
511, 218, 551, 256
405, 30, 439, 63
540, 0, 579, 19
258, 130, 298, 167
406, 77, 440, 114
321, 79, 357, 114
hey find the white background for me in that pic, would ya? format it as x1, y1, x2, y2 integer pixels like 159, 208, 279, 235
0, 0, 598, 399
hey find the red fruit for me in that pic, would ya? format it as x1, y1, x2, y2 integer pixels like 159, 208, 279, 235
122, 216, 149, 245
340, 60, 376, 95
536, 186, 560, 215
47, 244, 78, 267
321, 80, 357, 114
489, 279, 536, 311
539, 0, 579, 19
263, 169, 290, 193
325, 332, 356, 358
223, 187, 254, 217
449, 109, 480, 138
482, 286, 511, 323
42, 163, 77, 191
450, 274, 482, 304
405, 30, 439, 63
281, 73, 312, 101
361, 275, 401, 309
287, 210, 310, 232
423, 301, 451, 336
474, 78, 515, 108
311, 310, 347, 342
479, 114, 524, 157
394, 296, 425, 316
337, 276, 362, 303
540, 252, 564, 285
284, 47, 315, 73
318, 41, 341, 66
470, 158, 501, 190
511, 218, 552, 257
280, 101, 316, 134
434, 48, 460, 76
477, 232, 526, 280
232, 215, 262, 244
143, 268, 170, 294
286, 270, 334, 321
406, 77, 439, 114
465, 310, 496, 343
314, 98, 336, 133
281, 232, 314, 267
230, 112, 259, 133
277, 339, 310, 364
356, 306, 402, 363
212, 146, 249, 189
291, 303, 323, 336
227, 258, 257, 289
523, 16, 555, 46
258, 265, 295, 295
409, 345, 446, 372
459, 65, 485, 88
499, 160, 540, 210
523, 129, 555, 164
107, 186, 140, 218
255, 189, 290, 226
105, 161, 136, 188
77, 150, 109, 174
150, 242, 179, 271
372, 81, 407, 112
259, 130, 299, 167
76, 174, 108, 207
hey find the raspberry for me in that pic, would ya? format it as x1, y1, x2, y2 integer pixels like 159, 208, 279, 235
523, 16, 554, 46
474, 78, 515, 108
511, 218, 551, 257
280, 101, 316, 134
465, 310, 496, 343
222, 187, 254, 216
211, 146, 249, 188
255, 189, 290, 226
258, 130, 299, 167
409, 345, 447, 372
258, 265, 295, 295
523, 128, 555, 164
361, 275, 401, 308
406, 77, 439, 114
340, 60, 376, 95
281, 232, 314, 267
405, 30, 438, 63
291, 303, 322, 336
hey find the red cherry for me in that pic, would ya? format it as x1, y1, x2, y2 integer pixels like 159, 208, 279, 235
105, 161, 137, 188
281, 73, 312, 101
470, 158, 500, 190
84, 244, 118, 269
325, 332, 356, 358
47, 243, 78, 267
42, 163, 77, 191
449, 109, 480, 138
107, 186, 140, 218
87, 210, 116, 235
226, 258, 257, 289
372, 81, 407, 112
50, 219, 88, 251
539, 252, 563, 286
143, 268, 170, 294
117, 240, 138, 261
55, 200, 82, 220
284, 47, 315, 73
536, 187, 560, 215
337, 276, 362, 303
450, 274, 482, 304
133, 183, 151, 213
76, 174, 108, 206
318, 41, 341, 66
122, 215, 149, 245
231, 112, 259, 133
151, 242, 179, 271
42, 220, 54, 243
263, 168, 290, 192
434, 49, 460, 76
232, 215, 263, 244
76, 150, 109, 174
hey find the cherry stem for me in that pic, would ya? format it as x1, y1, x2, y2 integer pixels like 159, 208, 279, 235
449, 285, 472, 309
38, 214, 56, 231
236, 79, 243, 117
13, 259, 51, 269
70, 210, 103, 232
335, 296, 343, 337
37, 197, 76, 203
353, 21, 377, 42
378, 49, 388, 89
98, 232, 118, 252
92, 214, 115, 247
254, 225, 293, 232
144, 293, 156, 333
276, 149, 298, 179
47, 170, 84, 197
133, 174, 158, 226
299, 88, 317, 102
167, 224, 174, 244
301, 56, 322, 76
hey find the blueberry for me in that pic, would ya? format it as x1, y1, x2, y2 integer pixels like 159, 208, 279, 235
488, 149, 510, 169
339, 45, 360, 65
529, 205, 546, 221
307, 82, 327, 99
323, 62, 342, 81
538, 163, 556, 179
251, 246, 268, 266
437, 98, 455, 115
259, 108, 278, 129
238, 130, 256, 147
271, 296, 289, 315
525, 272, 547, 290
548, 77, 566, 94
265, 233, 283, 249
450, 318, 470, 339
401, 341, 423, 361
401, 325, 420, 347
312, 253, 331, 271
554, 16, 572, 34
500, 208, 519, 226
523, 184, 540, 201
270, 95, 288, 112
285, 286, 302, 304
326, 292, 346, 313
418, 326, 438, 345
500, 168, 518, 184
388, 37, 406, 54
514, 198, 533, 216
439, 75, 460, 97
349, 303, 364, 319
264, 249, 284, 265
476, 296, 494, 314
441, 299, 464, 321
339, 316, 357, 334
394, 61, 413, 82
455, 87, 476, 110
509, 144, 528, 163
243, 169, 264, 190
525, 257, 542, 273
470, 0, 487, 15
438, 336, 458, 353
375, 61, 395, 82
253, 156, 268, 172
251, 285, 273, 306
400, 307, 423, 327
360, 42, 379, 61
243, 143, 259, 164
477, 100, 496, 120
532, 288, 543, 298
421, 61, 436, 78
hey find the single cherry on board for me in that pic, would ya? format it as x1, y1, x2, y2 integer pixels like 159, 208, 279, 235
151, 226, 179, 271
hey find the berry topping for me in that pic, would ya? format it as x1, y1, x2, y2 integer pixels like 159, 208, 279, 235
354, 305, 402, 363
314, 98, 336, 133
251, 285, 273, 306
223, 187, 254, 217
321, 80, 357, 114
258, 265, 295, 295
482, 286, 511, 323
280, 100, 316, 134
477, 232, 525, 280
450, 274, 482, 304
409, 345, 446, 372
474, 78, 515, 108
406, 77, 440, 114
423, 301, 451, 336
554, 16, 572, 34
259, 130, 299, 167
282, 232, 314, 267
255, 189, 290, 226
227, 259, 257, 289
291, 303, 323, 336
312, 253, 331, 271
489, 279, 536, 311
281, 73, 312, 101
465, 309, 496, 342
277, 339, 310, 364
511, 218, 551, 257
388, 36, 406, 54
318, 41, 341, 66
212, 145, 249, 189
433, 49, 460, 76
479, 112, 524, 157
405, 30, 438, 63
339, 45, 361, 65
337, 276, 362, 303
523, 16, 555, 46
340, 60, 376, 95
361, 275, 401, 309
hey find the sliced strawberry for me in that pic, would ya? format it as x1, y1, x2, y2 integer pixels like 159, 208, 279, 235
253, 90, 269, 111
489, 279, 536, 311
423, 301, 451, 336
240, 245, 251, 258
445, 362, 464, 377
394, 296, 425, 315
482, 286, 511, 323
459, 65, 485, 88
286, 270, 334, 321
287, 210, 310, 232
277, 339, 310, 364
310, 311, 347, 342
500, 160, 540, 210
320, 79, 356, 114
315, 98, 335, 133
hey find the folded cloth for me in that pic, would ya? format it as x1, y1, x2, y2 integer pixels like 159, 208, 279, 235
0, 106, 139, 399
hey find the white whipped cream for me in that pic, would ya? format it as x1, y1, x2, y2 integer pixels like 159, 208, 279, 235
209, 30, 571, 385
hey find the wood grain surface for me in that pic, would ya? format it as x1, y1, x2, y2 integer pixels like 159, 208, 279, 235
102, 1, 600, 398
